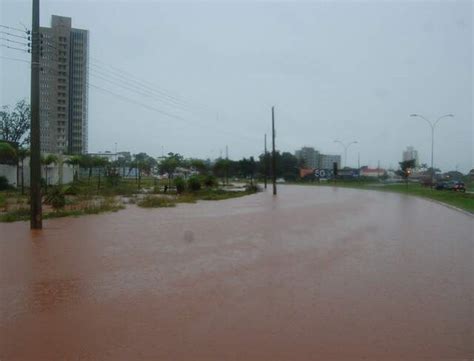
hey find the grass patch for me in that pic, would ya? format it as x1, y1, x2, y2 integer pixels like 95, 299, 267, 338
137, 187, 259, 208
372, 183, 474, 213
0, 207, 30, 222
197, 189, 255, 201
137, 195, 176, 208
175, 194, 198, 203
0, 193, 6, 208
0, 197, 125, 222
296, 181, 474, 214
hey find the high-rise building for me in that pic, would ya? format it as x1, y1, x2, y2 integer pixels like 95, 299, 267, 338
319, 154, 341, 170
39, 15, 89, 154
402, 146, 419, 167
295, 147, 320, 168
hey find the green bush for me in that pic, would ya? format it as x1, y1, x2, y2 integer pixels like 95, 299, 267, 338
203, 174, 218, 188
64, 183, 80, 195
174, 177, 186, 194
0, 176, 11, 191
0, 208, 30, 222
137, 195, 176, 208
187, 176, 201, 192
44, 186, 66, 210
245, 184, 259, 192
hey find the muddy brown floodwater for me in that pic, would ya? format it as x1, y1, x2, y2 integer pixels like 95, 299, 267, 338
1, 185, 473, 360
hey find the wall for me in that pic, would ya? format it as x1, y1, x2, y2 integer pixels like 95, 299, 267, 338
0, 164, 18, 186
0, 158, 74, 187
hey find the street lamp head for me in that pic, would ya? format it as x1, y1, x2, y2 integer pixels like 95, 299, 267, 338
410, 114, 418, 117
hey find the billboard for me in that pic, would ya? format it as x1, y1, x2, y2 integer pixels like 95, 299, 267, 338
314, 169, 334, 179
313, 168, 360, 179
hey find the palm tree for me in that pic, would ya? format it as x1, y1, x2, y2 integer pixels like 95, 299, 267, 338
77, 154, 94, 183
41, 154, 58, 190
65, 155, 81, 181
92, 156, 108, 190
17, 148, 29, 195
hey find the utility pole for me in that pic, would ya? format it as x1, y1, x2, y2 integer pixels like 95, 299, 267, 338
264, 133, 267, 189
225, 145, 229, 186
30, 0, 42, 229
272, 106, 277, 195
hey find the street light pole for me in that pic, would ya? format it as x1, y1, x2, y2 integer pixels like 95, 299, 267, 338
264, 133, 267, 189
272, 106, 277, 196
334, 140, 358, 168
410, 113, 454, 186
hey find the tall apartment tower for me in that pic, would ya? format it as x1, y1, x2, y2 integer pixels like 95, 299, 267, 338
39, 15, 89, 154
402, 146, 419, 167
295, 147, 320, 168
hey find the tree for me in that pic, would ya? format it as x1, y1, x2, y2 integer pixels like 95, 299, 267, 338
397, 159, 416, 188
239, 157, 257, 185
189, 158, 210, 174
41, 154, 58, 189
133, 152, 157, 189
92, 157, 109, 190
116, 153, 131, 177
17, 148, 29, 194
77, 154, 95, 182
279, 152, 299, 181
65, 155, 82, 181
258, 151, 299, 181
0, 100, 30, 147
212, 158, 228, 184
159, 153, 183, 186
0, 142, 17, 165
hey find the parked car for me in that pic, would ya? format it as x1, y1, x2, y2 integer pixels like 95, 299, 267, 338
449, 181, 466, 192
435, 180, 466, 192
435, 181, 448, 190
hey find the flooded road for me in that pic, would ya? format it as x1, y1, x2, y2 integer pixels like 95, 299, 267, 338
1, 185, 473, 360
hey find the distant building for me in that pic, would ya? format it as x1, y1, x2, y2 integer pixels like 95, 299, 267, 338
40, 15, 89, 155
402, 146, 419, 167
319, 154, 341, 170
359, 166, 386, 178
88, 151, 117, 162
295, 147, 320, 168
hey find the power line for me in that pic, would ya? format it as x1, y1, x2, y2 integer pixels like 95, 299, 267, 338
22, 36, 222, 118
28, 54, 215, 118
1, 27, 264, 147
0, 55, 30, 63
88, 66, 212, 117
88, 81, 259, 143
89, 61, 212, 116
89, 58, 216, 115
88, 82, 192, 123
0, 37, 29, 47
0, 30, 28, 40
0, 44, 28, 53
0, 24, 26, 33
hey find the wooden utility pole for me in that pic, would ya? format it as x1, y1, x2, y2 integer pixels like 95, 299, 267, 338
272, 106, 277, 195
264, 134, 267, 189
30, 0, 42, 229
225, 145, 229, 186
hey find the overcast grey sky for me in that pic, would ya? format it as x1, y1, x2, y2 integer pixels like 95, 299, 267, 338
1, 0, 472, 171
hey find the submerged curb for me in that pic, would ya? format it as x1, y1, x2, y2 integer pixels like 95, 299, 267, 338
421, 197, 474, 217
